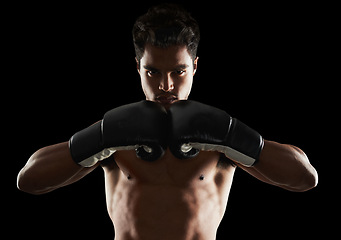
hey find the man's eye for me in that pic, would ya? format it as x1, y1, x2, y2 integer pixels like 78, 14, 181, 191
147, 71, 158, 77
176, 70, 185, 75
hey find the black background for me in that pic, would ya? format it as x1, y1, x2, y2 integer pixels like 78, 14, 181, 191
6, 1, 336, 239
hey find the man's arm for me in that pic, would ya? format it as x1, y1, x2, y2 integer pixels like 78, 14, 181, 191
17, 101, 169, 195
17, 142, 99, 195
168, 101, 318, 192
236, 140, 318, 192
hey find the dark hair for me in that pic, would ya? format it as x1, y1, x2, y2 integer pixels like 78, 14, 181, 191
132, 3, 200, 63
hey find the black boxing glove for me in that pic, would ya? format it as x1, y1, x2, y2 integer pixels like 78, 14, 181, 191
169, 100, 264, 167
69, 101, 168, 167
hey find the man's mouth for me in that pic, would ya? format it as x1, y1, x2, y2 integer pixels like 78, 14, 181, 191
155, 95, 178, 105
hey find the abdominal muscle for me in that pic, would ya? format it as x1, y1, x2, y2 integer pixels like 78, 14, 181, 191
102, 149, 235, 240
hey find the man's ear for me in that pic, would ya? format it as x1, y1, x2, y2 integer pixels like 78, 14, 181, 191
193, 56, 199, 76
135, 57, 140, 74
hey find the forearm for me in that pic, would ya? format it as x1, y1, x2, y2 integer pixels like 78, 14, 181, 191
17, 142, 93, 194
242, 140, 318, 191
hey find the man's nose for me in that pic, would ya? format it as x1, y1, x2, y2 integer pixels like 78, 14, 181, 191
159, 74, 174, 92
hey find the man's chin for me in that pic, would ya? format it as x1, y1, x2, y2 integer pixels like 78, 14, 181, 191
157, 99, 178, 109
153, 96, 179, 108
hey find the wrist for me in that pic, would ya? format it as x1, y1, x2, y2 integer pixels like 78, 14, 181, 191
223, 118, 264, 167
69, 121, 104, 167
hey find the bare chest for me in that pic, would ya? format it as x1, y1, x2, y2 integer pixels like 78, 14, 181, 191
102, 149, 235, 239
112, 149, 231, 185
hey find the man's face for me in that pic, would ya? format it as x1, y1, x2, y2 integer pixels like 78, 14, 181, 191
137, 44, 198, 108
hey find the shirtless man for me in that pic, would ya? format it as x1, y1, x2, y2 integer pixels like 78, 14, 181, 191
17, 4, 318, 240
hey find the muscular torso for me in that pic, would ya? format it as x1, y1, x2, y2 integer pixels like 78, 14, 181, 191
102, 149, 236, 240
